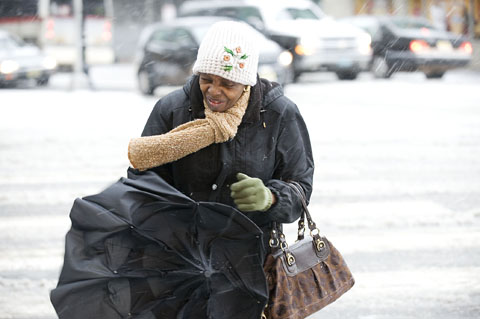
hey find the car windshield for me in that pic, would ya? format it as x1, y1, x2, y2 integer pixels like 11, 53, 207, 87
189, 21, 266, 45
284, 8, 320, 20
390, 17, 436, 30
190, 24, 215, 43
342, 17, 381, 39
262, 4, 325, 25
217, 7, 263, 23
0, 34, 24, 49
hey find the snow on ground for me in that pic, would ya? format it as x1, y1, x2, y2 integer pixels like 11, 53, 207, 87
1, 66, 480, 318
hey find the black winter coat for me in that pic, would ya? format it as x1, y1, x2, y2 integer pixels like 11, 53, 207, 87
138, 75, 314, 245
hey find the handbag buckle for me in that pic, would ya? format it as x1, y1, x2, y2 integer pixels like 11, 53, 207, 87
297, 227, 305, 240
286, 252, 296, 266
310, 228, 320, 237
269, 238, 279, 248
315, 238, 326, 251
269, 229, 280, 247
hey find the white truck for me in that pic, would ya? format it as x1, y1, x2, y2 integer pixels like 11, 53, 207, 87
179, 0, 373, 81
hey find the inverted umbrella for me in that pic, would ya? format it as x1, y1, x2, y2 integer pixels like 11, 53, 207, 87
50, 170, 268, 319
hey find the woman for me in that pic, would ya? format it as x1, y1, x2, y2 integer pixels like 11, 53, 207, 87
51, 20, 315, 319
128, 20, 314, 249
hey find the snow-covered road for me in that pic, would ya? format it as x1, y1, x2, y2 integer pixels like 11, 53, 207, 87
1, 66, 480, 318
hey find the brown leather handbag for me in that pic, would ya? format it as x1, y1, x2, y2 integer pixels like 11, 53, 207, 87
262, 182, 355, 319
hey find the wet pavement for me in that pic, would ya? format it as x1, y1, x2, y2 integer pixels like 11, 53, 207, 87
1, 65, 479, 318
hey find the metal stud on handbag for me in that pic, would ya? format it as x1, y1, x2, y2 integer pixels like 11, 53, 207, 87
262, 182, 355, 319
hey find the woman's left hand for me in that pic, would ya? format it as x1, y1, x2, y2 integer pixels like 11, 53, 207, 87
230, 173, 274, 212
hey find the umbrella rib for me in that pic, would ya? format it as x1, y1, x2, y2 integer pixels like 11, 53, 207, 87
90, 200, 204, 271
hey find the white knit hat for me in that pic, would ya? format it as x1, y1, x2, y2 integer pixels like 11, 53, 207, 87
192, 20, 259, 86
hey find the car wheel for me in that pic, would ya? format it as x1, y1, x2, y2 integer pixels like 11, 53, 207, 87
292, 71, 302, 83
336, 71, 358, 80
372, 56, 392, 79
138, 69, 154, 95
278, 65, 295, 86
425, 71, 445, 79
36, 76, 50, 86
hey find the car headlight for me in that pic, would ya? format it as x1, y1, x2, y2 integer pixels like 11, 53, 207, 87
357, 33, 372, 55
295, 36, 317, 56
277, 50, 293, 66
42, 56, 57, 70
0, 60, 20, 74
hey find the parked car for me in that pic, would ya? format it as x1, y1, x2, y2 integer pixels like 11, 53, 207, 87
178, 0, 372, 80
0, 30, 57, 87
340, 15, 473, 79
134, 16, 294, 95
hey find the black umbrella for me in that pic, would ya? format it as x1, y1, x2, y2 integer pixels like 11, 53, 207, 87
50, 170, 268, 319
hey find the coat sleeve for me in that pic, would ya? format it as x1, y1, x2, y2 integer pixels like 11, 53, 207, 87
130, 97, 177, 185
264, 100, 314, 224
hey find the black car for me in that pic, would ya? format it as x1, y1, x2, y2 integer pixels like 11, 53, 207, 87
134, 16, 294, 95
340, 15, 473, 79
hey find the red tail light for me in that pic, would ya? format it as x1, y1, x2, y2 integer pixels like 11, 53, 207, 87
409, 40, 429, 52
102, 21, 112, 41
45, 18, 55, 40
459, 41, 473, 54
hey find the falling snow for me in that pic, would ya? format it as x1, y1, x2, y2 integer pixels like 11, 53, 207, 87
1, 65, 480, 318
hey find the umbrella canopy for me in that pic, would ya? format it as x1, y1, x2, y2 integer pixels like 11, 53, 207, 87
51, 170, 268, 319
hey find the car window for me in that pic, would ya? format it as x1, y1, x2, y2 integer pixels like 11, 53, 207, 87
282, 8, 320, 20
173, 28, 194, 47
0, 0, 37, 18
150, 29, 173, 44
216, 7, 263, 23
184, 8, 216, 16
150, 28, 195, 48
181, 6, 263, 23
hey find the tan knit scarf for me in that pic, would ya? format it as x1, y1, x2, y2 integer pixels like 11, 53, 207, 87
128, 86, 251, 171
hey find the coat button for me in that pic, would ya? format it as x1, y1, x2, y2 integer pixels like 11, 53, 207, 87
212, 184, 218, 190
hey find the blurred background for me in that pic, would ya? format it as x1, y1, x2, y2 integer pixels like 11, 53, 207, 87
1, 0, 479, 86
1, 0, 480, 318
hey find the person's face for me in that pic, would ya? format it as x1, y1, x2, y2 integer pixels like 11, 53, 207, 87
199, 73, 246, 112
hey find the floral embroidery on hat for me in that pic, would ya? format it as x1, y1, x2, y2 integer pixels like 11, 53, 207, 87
223, 46, 248, 72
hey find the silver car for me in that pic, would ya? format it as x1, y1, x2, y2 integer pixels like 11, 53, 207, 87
0, 30, 57, 87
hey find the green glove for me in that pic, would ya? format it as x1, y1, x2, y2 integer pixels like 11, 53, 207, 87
230, 173, 273, 212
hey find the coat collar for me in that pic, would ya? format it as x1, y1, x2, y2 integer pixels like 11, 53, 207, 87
185, 75, 281, 124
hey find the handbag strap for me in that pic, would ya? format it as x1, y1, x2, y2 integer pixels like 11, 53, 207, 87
269, 181, 323, 248
288, 181, 320, 239
288, 182, 326, 252
268, 181, 327, 267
